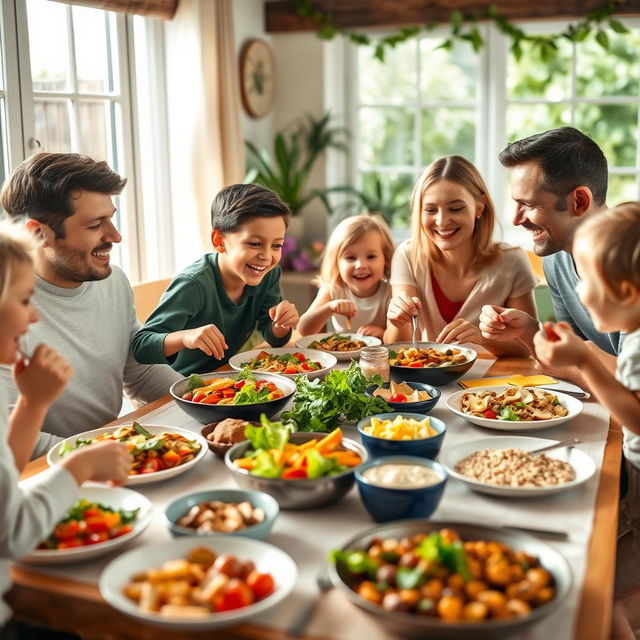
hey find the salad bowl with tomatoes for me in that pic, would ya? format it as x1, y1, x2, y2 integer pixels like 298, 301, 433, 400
171, 371, 295, 424
21, 486, 152, 565
228, 347, 337, 380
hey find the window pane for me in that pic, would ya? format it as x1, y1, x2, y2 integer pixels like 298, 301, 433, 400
358, 171, 414, 228
576, 30, 640, 98
34, 99, 72, 151
506, 103, 570, 142
574, 104, 638, 168
27, 0, 71, 92
359, 107, 415, 167
73, 6, 116, 94
0, 100, 7, 185
358, 40, 417, 105
421, 107, 475, 163
78, 100, 110, 161
507, 39, 572, 100
419, 38, 478, 103
608, 175, 640, 208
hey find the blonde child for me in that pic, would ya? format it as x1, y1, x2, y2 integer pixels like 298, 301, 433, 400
298, 214, 394, 339
0, 220, 130, 631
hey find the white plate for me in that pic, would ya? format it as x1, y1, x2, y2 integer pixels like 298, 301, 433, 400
47, 424, 208, 485
21, 486, 152, 565
446, 386, 583, 431
439, 436, 596, 497
228, 347, 337, 380
99, 535, 297, 630
295, 333, 382, 361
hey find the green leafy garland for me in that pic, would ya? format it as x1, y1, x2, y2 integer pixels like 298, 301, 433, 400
294, 0, 629, 62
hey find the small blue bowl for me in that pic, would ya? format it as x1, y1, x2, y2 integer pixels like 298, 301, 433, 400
366, 382, 441, 414
165, 489, 279, 540
357, 413, 446, 460
356, 456, 447, 523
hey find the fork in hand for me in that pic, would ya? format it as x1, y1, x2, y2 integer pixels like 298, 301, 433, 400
411, 314, 419, 350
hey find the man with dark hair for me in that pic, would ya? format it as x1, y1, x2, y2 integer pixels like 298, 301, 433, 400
480, 127, 622, 361
0, 152, 181, 456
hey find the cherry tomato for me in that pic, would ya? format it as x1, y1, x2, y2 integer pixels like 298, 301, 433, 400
484, 409, 497, 419
292, 352, 306, 362
85, 516, 110, 534
389, 393, 407, 403
192, 392, 206, 403
215, 579, 254, 612
246, 572, 275, 600
283, 366, 298, 374
181, 391, 193, 401
53, 520, 81, 541
543, 322, 560, 342
140, 458, 163, 474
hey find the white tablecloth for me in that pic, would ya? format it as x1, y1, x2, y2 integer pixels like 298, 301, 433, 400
17, 358, 612, 640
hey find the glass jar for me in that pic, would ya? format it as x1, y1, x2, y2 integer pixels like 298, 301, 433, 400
359, 345, 390, 382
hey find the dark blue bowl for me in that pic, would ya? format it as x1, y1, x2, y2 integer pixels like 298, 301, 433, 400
357, 413, 446, 460
356, 456, 447, 523
365, 382, 441, 413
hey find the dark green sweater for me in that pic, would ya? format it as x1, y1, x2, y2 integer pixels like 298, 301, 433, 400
131, 253, 291, 375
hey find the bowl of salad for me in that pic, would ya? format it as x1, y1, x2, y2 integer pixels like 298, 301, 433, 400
228, 347, 337, 380
170, 371, 296, 424
225, 416, 367, 510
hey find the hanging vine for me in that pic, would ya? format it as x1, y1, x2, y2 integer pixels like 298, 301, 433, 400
293, 0, 630, 62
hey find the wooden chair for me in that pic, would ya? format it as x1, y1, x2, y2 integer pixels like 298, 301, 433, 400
131, 278, 171, 323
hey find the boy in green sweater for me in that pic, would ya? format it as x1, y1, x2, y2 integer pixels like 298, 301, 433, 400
132, 184, 299, 375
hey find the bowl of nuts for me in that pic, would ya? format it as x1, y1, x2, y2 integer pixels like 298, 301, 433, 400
164, 489, 279, 541
201, 419, 260, 458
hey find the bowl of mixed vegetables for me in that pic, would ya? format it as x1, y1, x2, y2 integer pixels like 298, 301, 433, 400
170, 371, 296, 424
225, 415, 367, 509
228, 348, 337, 380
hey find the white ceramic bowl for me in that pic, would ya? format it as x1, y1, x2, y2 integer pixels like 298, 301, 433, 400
99, 535, 297, 630
228, 347, 337, 380
439, 435, 596, 497
295, 333, 382, 361
47, 424, 208, 485
446, 385, 583, 431
20, 486, 152, 565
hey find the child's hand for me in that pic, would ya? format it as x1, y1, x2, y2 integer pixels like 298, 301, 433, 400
436, 318, 483, 346
61, 440, 131, 486
533, 321, 588, 368
387, 293, 421, 327
14, 344, 72, 410
328, 299, 357, 319
356, 325, 385, 339
182, 324, 228, 360
269, 300, 299, 330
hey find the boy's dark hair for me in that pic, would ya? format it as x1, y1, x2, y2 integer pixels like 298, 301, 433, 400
210, 184, 291, 232
0, 152, 126, 238
499, 127, 608, 207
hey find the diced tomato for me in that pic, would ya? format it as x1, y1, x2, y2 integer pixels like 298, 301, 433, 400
85, 531, 109, 545
282, 468, 307, 479
57, 538, 83, 549
484, 409, 497, 419
265, 382, 277, 392
246, 572, 275, 600
409, 362, 422, 368
53, 520, 81, 541
182, 391, 193, 401
543, 322, 560, 342
85, 516, 110, 534
292, 352, 306, 362
192, 392, 206, 403
283, 366, 298, 374
300, 362, 311, 371
234, 380, 246, 389
140, 458, 164, 474
389, 393, 407, 403
214, 580, 254, 612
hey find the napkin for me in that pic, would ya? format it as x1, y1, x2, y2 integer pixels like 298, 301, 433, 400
458, 374, 558, 389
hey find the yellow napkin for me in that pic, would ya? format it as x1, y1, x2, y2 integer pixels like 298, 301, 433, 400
459, 374, 558, 389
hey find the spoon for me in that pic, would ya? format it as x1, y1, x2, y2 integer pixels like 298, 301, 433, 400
411, 314, 419, 350
530, 438, 582, 455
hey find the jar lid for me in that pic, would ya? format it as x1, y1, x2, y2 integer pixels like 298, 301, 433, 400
360, 345, 389, 357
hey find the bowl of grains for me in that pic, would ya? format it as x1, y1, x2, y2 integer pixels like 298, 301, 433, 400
439, 436, 596, 497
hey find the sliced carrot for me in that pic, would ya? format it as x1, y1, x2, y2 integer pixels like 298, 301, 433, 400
297, 439, 319, 451
234, 457, 255, 470
315, 428, 343, 454
329, 451, 362, 466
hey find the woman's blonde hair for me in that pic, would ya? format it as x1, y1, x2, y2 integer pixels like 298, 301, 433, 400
318, 213, 395, 289
409, 155, 499, 268
574, 202, 640, 300
0, 218, 35, 305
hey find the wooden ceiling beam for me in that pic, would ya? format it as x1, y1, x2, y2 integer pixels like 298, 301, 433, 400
265, 0, 640, 32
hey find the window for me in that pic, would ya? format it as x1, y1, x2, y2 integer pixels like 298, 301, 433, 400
0, 0, 172, 281
341, 19, 640, 243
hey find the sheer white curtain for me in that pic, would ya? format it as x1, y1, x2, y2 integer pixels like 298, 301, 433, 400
164, 0, 245, 266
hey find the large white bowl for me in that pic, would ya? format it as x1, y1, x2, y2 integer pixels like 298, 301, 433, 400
20, 486, 152, 565
446, 385, 583, 431
47, 424, 208, 485
99, 535, 297, 630
228, 347, 337, 380
295, 332, 382, 361
439, 435, 596, 497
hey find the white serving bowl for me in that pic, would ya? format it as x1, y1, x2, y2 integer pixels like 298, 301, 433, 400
439, 435, 596, 497
228, 347, 337, 380
99, 535, 297, 630
446, 385, 583, 431
295, 332, 382, 361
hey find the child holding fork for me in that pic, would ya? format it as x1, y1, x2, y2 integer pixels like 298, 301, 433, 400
298, 214, 394, 339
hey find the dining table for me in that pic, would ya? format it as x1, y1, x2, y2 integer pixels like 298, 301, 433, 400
9, 353, 621, 640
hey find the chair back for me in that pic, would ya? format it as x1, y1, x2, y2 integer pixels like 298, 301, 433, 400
132, 278, 171, 323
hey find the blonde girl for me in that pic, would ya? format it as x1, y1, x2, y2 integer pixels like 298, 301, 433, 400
0, 220, 130, 630
298, 214, 394, 338
386, 155, 537, 356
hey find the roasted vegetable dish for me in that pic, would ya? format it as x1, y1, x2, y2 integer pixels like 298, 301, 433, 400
240, 350, 322, 374
308, 333, 366, 352
461, 387, 568, 421
389, 346, 468, 368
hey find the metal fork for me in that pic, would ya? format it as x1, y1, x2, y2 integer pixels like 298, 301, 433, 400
411, 314, 419, 350
288, 563, 333, 637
